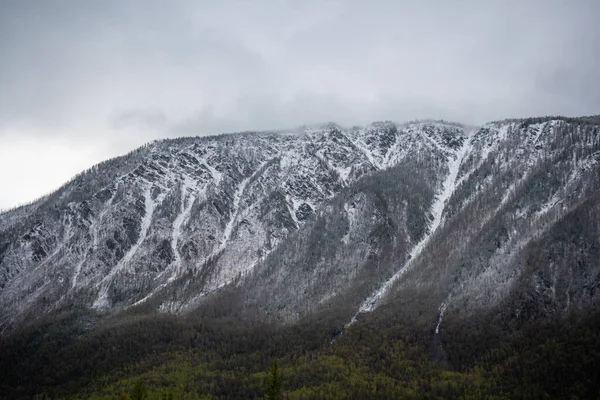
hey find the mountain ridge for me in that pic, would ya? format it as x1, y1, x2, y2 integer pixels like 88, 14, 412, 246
1, 116, 599, 336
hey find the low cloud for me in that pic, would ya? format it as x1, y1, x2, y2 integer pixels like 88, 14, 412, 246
1, 0, 599, 208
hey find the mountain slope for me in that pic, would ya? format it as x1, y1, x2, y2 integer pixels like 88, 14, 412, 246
0, 121, 468, 331
1, 115, 600, 399
0, 116, 598, 335
232, 116, 600, 333
358, 117, 600, 347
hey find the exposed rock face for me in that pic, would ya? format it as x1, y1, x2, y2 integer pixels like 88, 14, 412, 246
1, 116, 599, 332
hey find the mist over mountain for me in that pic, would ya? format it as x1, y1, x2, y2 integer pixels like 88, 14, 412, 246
1, 115, 599, 399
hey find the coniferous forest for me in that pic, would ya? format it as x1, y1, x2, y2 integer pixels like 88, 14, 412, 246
1, 300, 599, 399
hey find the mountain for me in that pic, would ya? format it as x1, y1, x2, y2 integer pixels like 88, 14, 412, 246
1, 115, 599, 398
0, 120, 467, 329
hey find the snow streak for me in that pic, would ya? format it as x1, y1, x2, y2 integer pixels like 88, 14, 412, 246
92, 186, 157, 309
131, 179, 198, 307
347, 131, 474, 327
71, 258, 85, 289
91, 185, 118, 250
435, 300, 449, 334
209, 160, 271, 259
169, 178, 195, 280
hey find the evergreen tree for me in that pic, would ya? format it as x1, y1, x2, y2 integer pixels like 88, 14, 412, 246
162, 392, 174, 400
265, 359, 282, 400
131, 381, 147, 400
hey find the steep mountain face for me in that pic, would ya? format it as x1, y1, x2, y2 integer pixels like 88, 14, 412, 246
0, 121, 461, 330
0, 117, 599, 335
391, 118, 600, 329
238, 116, 600, 332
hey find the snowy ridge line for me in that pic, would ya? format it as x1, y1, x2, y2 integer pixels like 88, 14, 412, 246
346, 129, 474, 328
92, 186, 159, 309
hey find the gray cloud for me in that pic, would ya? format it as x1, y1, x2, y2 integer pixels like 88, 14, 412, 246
1, 0, 599, 208
111, 108, 168, 131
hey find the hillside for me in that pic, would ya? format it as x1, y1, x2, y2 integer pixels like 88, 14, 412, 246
0, 115, 599, 398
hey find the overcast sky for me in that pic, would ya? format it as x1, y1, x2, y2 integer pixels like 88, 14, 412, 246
1, 0, 599, 209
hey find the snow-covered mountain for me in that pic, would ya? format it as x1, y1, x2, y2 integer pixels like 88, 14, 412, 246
1, 116, 599, 333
